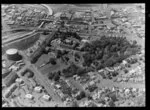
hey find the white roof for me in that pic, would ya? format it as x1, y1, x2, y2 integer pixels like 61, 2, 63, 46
82, 39, 89, 42
98, 69, 104, 72
43, 94, 50, 100
55, 84, 61, 88
122, 60, 127, 64
89, 81, 94, 85
25, 94, 33, 99
15, 78, 23, 83
34, 86, 42, 90
6, 49, 18, 55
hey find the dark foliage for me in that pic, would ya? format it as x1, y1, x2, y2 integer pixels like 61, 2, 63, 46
48, 71, 60, 81
62, 63, 87, 78
81, 36, 140, 70
53, 72, 60, 81
48, 72, 54, 80
76, 91, 86, 100
87, 85, 98, 92
49, 58, 57, 65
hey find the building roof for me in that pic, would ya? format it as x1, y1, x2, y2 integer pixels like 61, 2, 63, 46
42, 94, 51, 100
25, 94, 33, 99
34, 86, 42, 92
6, 48, 18, 55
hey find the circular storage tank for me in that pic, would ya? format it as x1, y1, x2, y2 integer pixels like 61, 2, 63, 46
6, 49, 22, 61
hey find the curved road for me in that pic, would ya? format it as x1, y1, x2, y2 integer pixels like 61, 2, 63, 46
41, 4, 53, 15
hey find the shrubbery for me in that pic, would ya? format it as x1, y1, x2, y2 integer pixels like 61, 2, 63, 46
81, 36, 140, 70
62, 63, 87, 77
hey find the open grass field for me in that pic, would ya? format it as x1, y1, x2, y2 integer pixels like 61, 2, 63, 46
35, 54, 69, 76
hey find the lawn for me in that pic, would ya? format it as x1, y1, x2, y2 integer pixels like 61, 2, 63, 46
35, 54, 69, 76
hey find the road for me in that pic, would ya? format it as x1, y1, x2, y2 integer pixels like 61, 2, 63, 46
29, 65, 63, 104
41, 4, 53, 15
20, 25, 62, 102
19, 51, 64, 106
16, 29, 60, 104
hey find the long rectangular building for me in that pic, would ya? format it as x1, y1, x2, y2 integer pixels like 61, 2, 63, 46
3, 71, 18, 87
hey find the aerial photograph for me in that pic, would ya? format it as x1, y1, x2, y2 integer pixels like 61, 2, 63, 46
2, 4, 145, 107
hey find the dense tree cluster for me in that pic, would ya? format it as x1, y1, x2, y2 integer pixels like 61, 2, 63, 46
49, 58, 57, 65
49, 63, 87, 80
76, 91, 86, 100
62, 63, 87, 78
74, 52, 81, 62
54, 31, 82, 41
48, 71, 61, 81
81, 36, 141, 70
58, 79, 72, 96
56, 50, 69, 58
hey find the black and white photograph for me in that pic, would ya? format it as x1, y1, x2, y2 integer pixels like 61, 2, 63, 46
2, 4, 145, 107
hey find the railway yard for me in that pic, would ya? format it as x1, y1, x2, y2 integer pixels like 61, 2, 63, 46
2, 4, 145, 107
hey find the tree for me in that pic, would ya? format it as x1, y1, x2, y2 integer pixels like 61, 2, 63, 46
49, 58, 57, 65
57, 71, 61, 75
112, 71, 119, 77
76, 91, 86, 100
96, 51, 103, 60
56, 50, 62, 58
126, 63, 131, 68
108, 99, 115, 107
81, 35, 140, 72
70, 100, 79, 107
42, 30, 49, 35
74, 52, 80, 59
53, 72, 60, 81
93, 60, 99, 67
124, 69, 129, 74
76, 68, 86, 76
132, 40, 137, 46
62, 63, 80, 77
